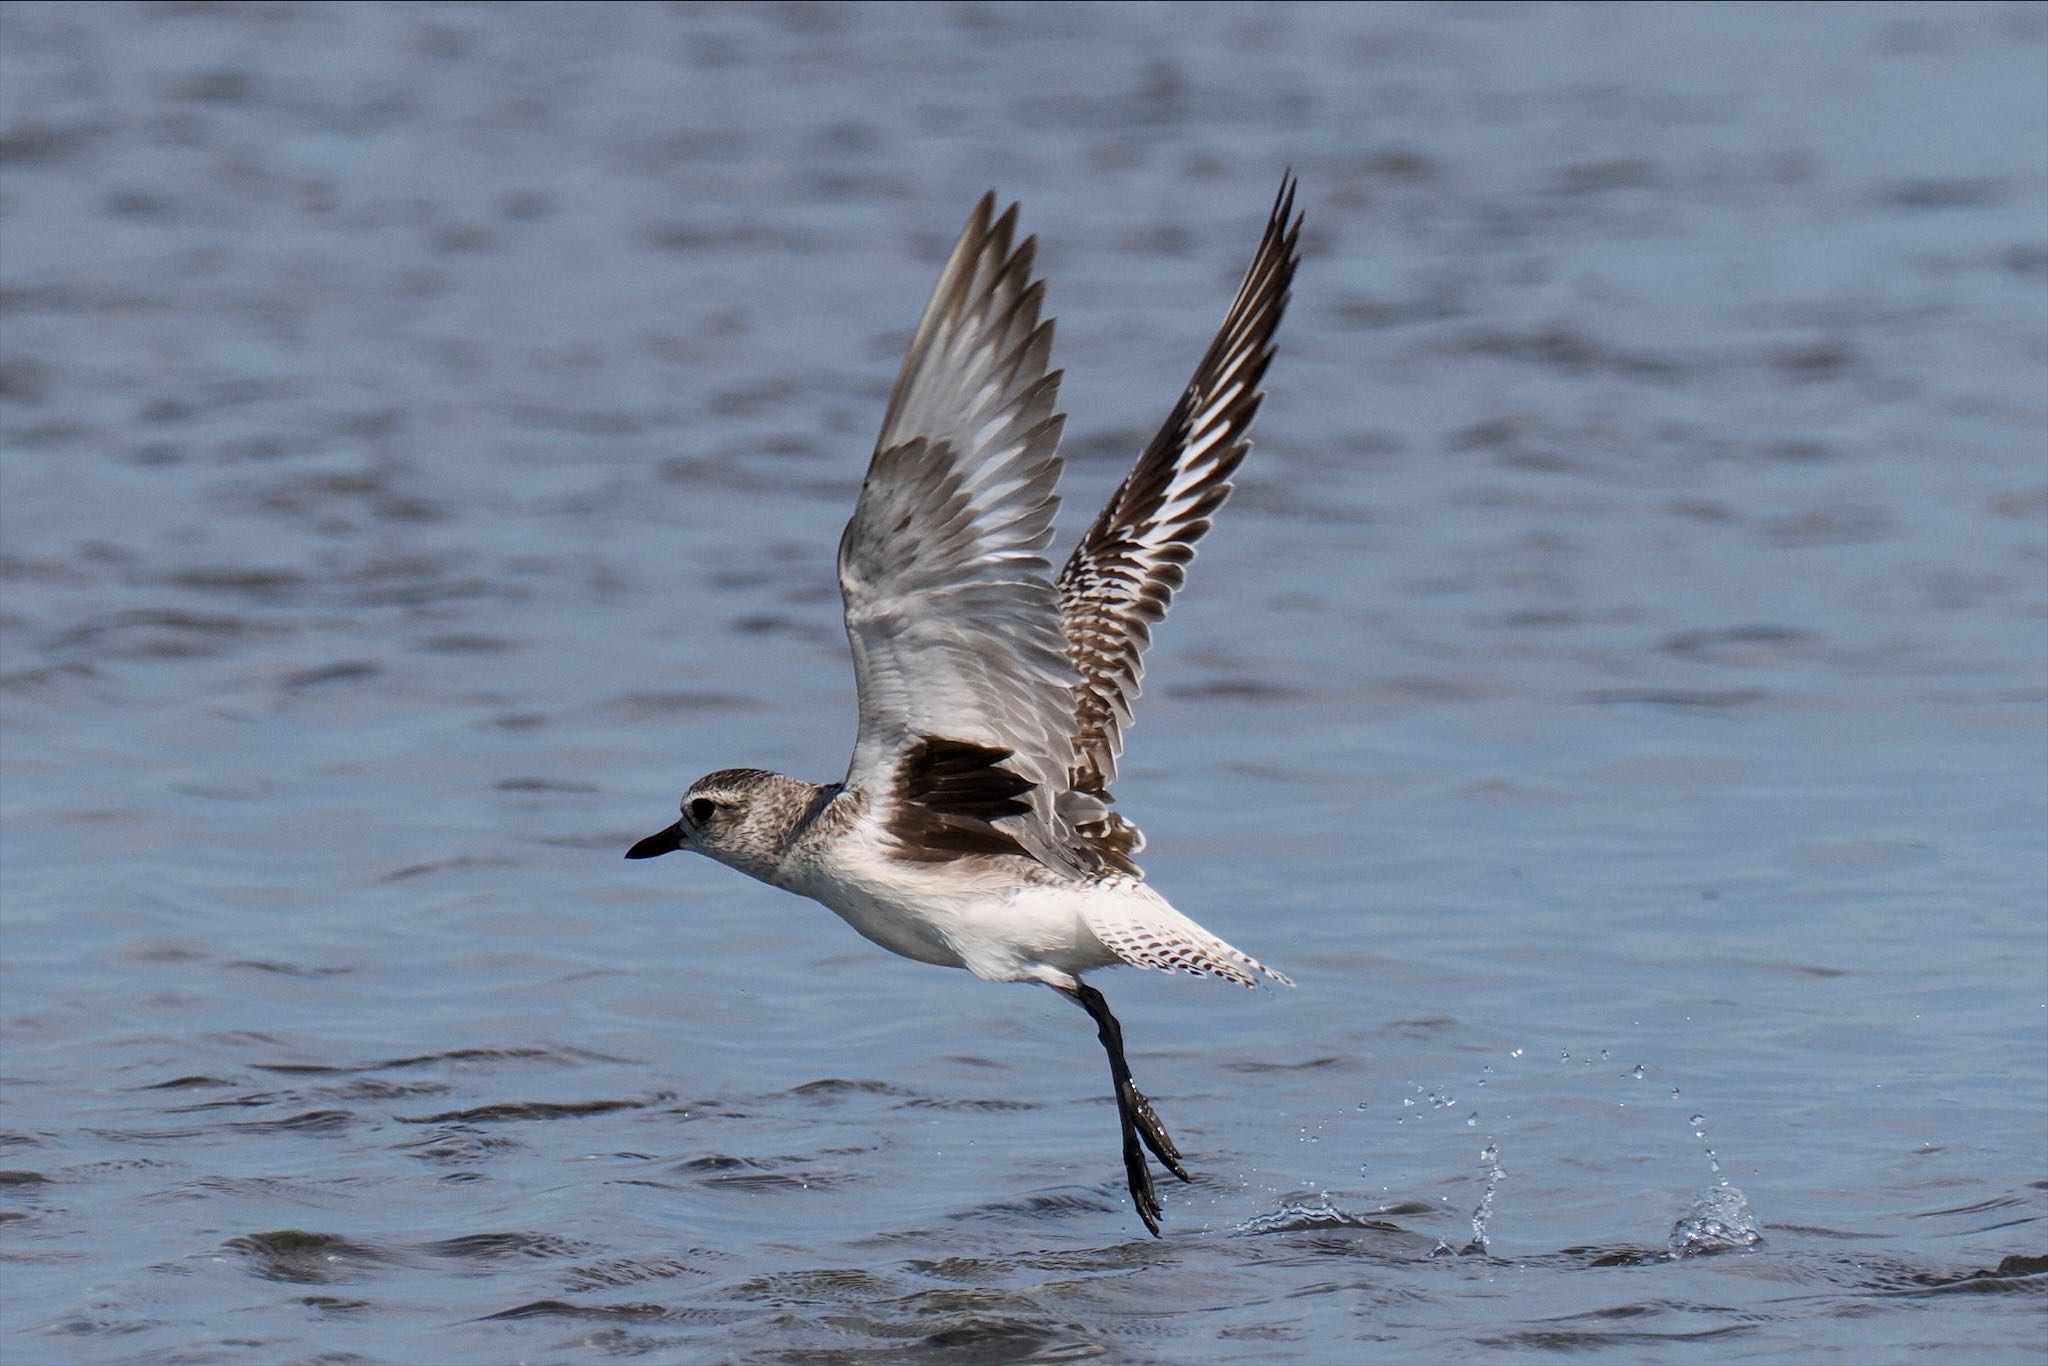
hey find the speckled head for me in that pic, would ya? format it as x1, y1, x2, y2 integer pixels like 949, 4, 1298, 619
625, 767, 822, 884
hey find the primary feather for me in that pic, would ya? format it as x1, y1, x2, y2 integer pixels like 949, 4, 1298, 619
837, 194, 1096, 877
1057, 176, 1304, 874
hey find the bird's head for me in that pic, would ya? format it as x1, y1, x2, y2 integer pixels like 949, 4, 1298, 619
626, 767, 811, 884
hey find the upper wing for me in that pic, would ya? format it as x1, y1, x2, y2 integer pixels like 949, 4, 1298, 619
1056, 175, 1303, 873
838, 194, 1095, 877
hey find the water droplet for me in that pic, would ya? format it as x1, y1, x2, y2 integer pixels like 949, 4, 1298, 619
1689, 1114, 1706, 1128
1466, 1113, 1478, 1126
1559, 1050, 1570, 1062
1402, 1097, 1415, 1109
1510, 1048, 1523, 1059
1671, 1087, 1681, 1099
1631, 1063, 1646, 1080
1356, 1101, 1369, 1111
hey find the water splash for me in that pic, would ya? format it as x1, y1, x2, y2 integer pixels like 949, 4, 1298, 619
1667, 1107, 1761, 1255
1668, 1182, 1762, 1256
1235, 1199, 1385, 1235
1462, 1142, 1506, 1254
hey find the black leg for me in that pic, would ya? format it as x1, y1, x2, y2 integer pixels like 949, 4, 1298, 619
1061, 981, 1191, 1237
1084, 985, 1190, 1182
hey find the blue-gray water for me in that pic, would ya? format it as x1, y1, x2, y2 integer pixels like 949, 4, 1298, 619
2, 3, 2044, 1361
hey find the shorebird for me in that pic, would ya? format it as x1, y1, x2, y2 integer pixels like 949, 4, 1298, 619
628, 176, 1301, 1236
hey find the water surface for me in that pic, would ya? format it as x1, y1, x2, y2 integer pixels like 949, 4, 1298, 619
3, 3, 2044, 1361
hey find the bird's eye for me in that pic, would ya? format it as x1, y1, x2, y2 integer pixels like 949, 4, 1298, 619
687, 797, 717, 825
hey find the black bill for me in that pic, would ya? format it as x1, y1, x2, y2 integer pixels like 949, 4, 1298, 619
624, 821, 684, 859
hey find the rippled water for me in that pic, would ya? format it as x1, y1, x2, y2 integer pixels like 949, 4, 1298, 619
3, 3, 2044, 1361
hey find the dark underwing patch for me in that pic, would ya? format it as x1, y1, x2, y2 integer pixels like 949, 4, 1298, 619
888, 735, 1032, 861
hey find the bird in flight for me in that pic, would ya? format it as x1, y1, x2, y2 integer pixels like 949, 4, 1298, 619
629, 176, 1301, 1236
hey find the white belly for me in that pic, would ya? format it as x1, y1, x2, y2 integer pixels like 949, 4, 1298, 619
785, 841, 1124, 983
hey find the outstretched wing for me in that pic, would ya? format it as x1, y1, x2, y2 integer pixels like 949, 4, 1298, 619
1056, 175, 1303, 874
838, 194, 1095, 877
